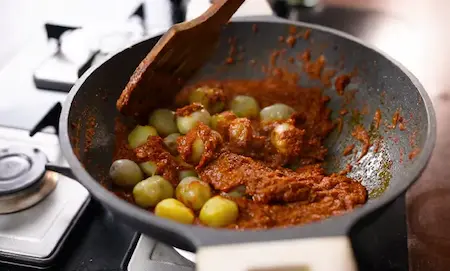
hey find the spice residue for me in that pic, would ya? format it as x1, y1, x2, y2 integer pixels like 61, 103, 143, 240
303, 29, 311, 40
285, 26, 297, 48
339, 108, 348, 116
352, 125, 370, 161
380, 91, 386, 104
113, 118, 135, 161
361, 104, 369, 115
286, 36, 296, 48
321, 69, 337, 87
298, 49, 311, 62
304, 55, 326, 79
399, 120, 406, 131
343, 144, 355, 156
350, 109, 363, 126
409, 131, 417, 147
409, 148, 420, 160
226, 37, 237, 65
373, 137, 383, 153
398, 114, 406, 131
335, 117, 343, 134
338, 164, 353, 175
389, 109, 400, 129
270, 50, 281, 69
373, 109, 381, 129
85, 116, 97, 153
343, 89, 358, 107
407, 130, 420, 160
288, 57, 295, 64
370, 160, 392, 198
335, 74, 351, 95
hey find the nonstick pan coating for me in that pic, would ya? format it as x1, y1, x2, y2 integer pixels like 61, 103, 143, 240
60, 16, 436, 252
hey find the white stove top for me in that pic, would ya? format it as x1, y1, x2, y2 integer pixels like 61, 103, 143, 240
0, 127, 89, 263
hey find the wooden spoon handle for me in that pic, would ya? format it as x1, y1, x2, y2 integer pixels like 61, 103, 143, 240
197, 236, 358, 271
197, 0, 246, 26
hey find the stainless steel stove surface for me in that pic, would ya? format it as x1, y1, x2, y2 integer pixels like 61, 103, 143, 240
126, 235, 194, 271
0, 0, 409, 270
0, 127, 90, 268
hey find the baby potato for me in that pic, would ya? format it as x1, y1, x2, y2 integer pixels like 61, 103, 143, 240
163, 133, 181, 155
132, 176, 174, 208
199, 196, 239, 227
110, 159, 143, 187
189, 87, 226, 114
178, 169, 198, 180
230, 95, 260, 118
149, 109, 179, 136
260, 103, 295, 123
176, 109, 211, 134
176, 177, 212, 211
139, 161, 157, 176
128, 125, 158, 148
154, 198, 195, 224
191, 138, 205, 165
270, 123, 304, 155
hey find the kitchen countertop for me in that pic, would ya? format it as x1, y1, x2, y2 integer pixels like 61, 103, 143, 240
1, 0, 450, 270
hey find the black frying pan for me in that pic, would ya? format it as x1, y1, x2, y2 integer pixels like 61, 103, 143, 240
51, 16, 436, 270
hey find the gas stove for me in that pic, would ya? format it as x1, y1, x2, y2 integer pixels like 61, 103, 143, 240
0, 126, 90, 269
0, 1, 409, 270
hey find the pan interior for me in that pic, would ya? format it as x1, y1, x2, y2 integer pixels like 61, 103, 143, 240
187, 22, 429, 200
67, 21, 430, 224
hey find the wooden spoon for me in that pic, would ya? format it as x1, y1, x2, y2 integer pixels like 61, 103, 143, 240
116, 0, 246, 119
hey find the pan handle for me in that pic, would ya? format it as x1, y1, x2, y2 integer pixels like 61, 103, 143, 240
196, 236, 357, 271
45, 163, 77, 180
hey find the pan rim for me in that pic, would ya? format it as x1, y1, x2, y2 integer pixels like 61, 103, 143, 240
59, 16, 437, 251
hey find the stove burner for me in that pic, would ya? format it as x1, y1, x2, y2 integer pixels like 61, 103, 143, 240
0, 171, 58, 214
0, 146, 48, 195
